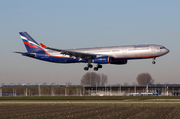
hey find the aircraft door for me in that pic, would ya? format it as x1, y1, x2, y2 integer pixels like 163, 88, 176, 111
151, 46, 155, 52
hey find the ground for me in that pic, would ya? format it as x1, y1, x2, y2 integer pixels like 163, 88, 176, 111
0, 105, 180, 119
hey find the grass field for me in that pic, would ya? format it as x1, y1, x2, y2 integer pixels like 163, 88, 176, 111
1, 99, 180, 107
1, 96, 180, 100
1, 97, 180, 119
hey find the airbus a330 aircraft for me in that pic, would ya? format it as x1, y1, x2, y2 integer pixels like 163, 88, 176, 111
15, 32, 169, 71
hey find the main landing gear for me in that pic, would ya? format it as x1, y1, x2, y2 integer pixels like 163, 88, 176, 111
152, 58, 156, 64
84, 64, 102, 71
84, 60, 93, 71
94, 64, 102, 71
84, 64, 93, 71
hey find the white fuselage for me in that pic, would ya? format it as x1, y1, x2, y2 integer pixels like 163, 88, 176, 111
46, 44, 169, 60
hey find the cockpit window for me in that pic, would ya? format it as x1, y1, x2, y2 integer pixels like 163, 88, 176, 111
160, 47, 166, 49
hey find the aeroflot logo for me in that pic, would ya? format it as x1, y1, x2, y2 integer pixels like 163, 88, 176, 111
99, 58, 106, 61
134, 45, 149, 48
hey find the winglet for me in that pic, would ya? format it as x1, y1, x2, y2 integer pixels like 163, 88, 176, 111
40, 43, 47, 48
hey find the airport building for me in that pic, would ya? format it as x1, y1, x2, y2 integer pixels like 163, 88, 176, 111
1, 84, 180, 96
85, 84, 180, 96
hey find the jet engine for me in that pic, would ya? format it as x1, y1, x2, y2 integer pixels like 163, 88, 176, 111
110, 58, 127, 65
93, 56, 112, 64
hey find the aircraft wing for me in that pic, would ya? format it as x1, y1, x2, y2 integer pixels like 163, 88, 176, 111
40, 43, 97, 61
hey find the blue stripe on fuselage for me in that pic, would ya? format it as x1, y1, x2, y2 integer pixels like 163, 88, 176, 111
26, 54, 157, 64
30, 53, 87, 63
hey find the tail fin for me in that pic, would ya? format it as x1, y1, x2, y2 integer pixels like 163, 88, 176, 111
19, 32, 44, 53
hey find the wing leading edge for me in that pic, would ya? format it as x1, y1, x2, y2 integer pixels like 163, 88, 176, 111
40, 43, 97, 61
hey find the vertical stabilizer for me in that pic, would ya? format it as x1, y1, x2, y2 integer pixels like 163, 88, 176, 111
19, 32, 44, 53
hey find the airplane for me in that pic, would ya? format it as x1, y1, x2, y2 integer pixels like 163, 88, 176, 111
15, 32, 170, 71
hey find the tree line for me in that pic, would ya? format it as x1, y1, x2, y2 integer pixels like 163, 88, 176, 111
80, 72, 154, 86
81, 72, 108, 86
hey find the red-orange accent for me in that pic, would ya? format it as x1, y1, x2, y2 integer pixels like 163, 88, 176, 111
113, 56, 157, 59
40, 43, 47, 48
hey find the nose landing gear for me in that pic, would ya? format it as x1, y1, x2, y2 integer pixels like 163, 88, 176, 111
152, 58, 156, 64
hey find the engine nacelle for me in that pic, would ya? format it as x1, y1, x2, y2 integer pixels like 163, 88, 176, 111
93, 56, 112, 64
110, 58, 127, 65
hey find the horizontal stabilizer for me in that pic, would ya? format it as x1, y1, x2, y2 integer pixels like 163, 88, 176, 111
14, 52, 36, 57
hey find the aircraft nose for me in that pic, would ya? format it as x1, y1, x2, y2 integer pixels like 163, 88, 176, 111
166, 49, 170, 54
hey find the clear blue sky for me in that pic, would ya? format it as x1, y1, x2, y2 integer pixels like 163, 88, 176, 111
1, 0, 180, 85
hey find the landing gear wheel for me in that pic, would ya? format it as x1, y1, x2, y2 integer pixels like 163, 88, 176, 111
88, 64, 93, 68
84, 67, 89, 71
98, 64, 102, 68
152, 61, 156, 64
94, 67, 98, 71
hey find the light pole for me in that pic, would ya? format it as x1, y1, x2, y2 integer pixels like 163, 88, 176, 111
90, 73, 91, 86
38, 84, 41, 96
173, 88, 174, 96
76, 88, 78, 96
110, 84, 111, 96
96, 82, 97, 95
120, 85, 121, 96
65, 88, 66, 96
26, 88, 27, 96
134, 85, 136, 93
146, 84, 148, 93
105, 85, 106, 96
